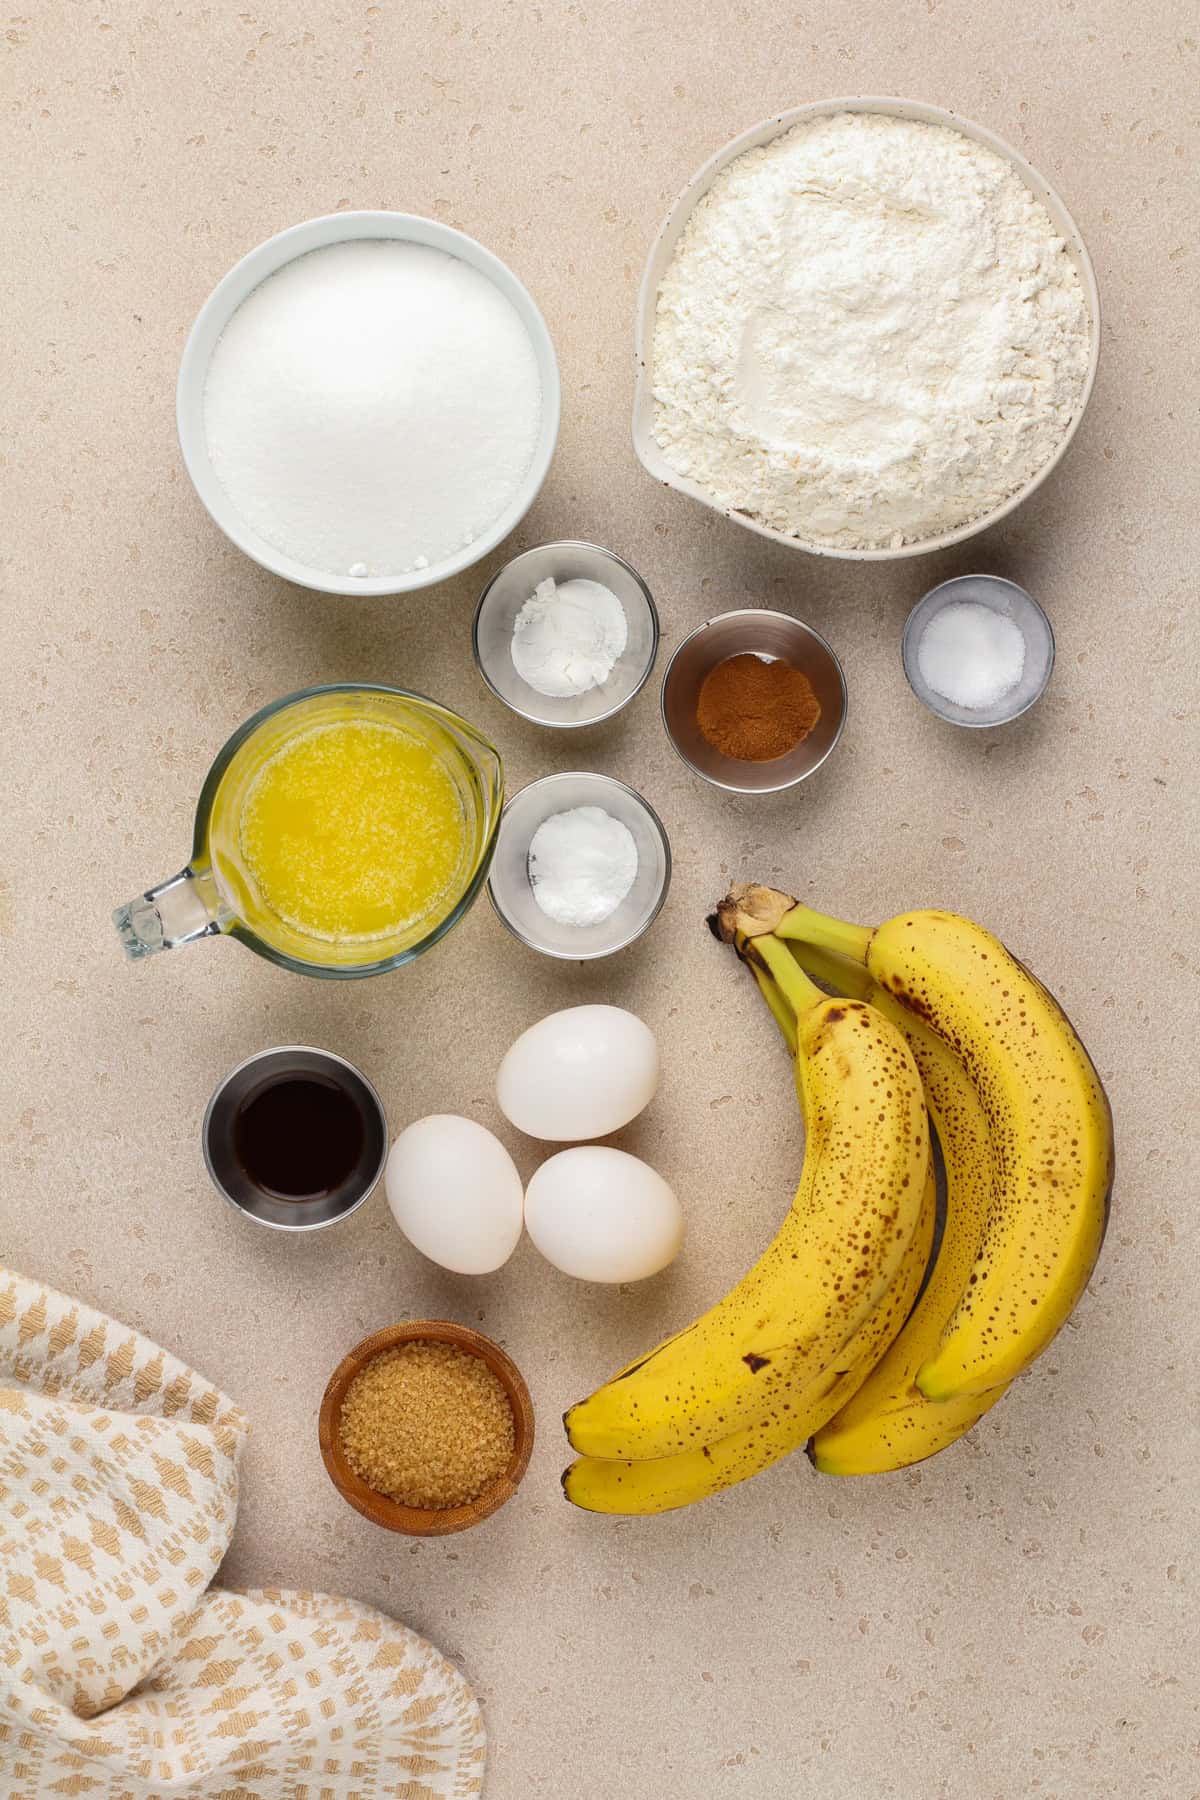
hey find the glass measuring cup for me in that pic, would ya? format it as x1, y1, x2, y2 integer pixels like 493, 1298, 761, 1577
114, 683, 503, 978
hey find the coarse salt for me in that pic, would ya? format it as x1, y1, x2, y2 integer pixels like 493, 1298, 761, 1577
917, 602, 1027, 710
203, 239, 542, 578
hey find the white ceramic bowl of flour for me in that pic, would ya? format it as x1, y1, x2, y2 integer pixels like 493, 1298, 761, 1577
178, 212, 560, 596
633, 98, 1101, 562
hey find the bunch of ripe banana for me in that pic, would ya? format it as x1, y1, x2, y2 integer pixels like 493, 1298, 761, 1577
561, 886, 1113, 1513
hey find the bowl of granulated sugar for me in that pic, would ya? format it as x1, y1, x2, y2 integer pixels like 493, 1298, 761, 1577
178, 213, 559, 596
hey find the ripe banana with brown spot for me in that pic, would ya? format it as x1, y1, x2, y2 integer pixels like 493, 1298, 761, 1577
563, 934, 929, 1462
767, 894, 1114, 1403
563, 1153, 935, 1514
791, 941, 1010, 1475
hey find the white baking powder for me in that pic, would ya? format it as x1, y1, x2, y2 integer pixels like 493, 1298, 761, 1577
528, 807, 638, 927
203, 239, 542, 578
653, 112, 1091, 550
510, 577, 628, 699
917, 601, 1026, 710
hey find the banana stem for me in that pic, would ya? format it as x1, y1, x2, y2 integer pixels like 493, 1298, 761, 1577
751, 964, 798, 1056
774, 902, 874, 966
752, 932, 826, 1019
789, 940, 875, 1003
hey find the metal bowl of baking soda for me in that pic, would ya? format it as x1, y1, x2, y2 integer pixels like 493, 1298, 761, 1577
487, 772, 671, 960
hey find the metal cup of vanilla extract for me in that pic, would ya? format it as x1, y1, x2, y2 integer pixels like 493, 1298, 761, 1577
202, 1046, 389, 1231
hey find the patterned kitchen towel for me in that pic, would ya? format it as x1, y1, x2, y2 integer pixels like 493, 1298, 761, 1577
0, 1267, 486, 1799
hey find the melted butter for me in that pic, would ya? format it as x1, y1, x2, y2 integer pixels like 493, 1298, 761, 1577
237, 718, 468, 942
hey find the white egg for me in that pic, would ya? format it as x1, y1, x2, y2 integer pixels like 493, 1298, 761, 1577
523, 1146, 683, 1283
496, 1005, 660, 1141
385, 1115, 523, 1275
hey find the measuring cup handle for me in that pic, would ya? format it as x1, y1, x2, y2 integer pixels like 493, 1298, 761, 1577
113, 865, 225, 961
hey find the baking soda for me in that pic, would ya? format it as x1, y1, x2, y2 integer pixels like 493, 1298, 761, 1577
203, 239, 542, 578
528, 807, 638, 927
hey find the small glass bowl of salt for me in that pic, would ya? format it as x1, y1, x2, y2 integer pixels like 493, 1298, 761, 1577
487, 771, 671, 960
473, 541, 659, 728
902, 575, 1055, 728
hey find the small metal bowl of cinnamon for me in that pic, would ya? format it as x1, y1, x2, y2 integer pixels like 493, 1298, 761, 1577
660, 609, 847, 794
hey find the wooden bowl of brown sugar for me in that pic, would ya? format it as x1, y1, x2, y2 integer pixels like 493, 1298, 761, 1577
318, 1321, 535, 1536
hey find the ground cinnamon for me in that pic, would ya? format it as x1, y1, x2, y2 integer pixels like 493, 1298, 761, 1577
696, 654, 822, 761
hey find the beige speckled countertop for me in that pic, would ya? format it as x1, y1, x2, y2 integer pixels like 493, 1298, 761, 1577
4, 5, 1198, 1796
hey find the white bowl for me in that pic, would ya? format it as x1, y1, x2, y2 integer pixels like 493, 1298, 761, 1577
633, 97, 1101, 563
177, 212, 561, 597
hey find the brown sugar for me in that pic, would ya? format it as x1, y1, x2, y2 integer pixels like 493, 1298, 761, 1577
337, 1340, 515, 1509
696, 653, 822, 761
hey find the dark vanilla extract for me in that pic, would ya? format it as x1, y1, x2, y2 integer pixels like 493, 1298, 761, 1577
233, 1073, 366, 1202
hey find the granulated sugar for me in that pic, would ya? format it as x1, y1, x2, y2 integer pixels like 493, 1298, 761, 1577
203, 239, 542, 579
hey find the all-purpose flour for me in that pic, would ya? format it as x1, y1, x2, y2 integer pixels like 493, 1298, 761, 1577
652, 112, 1091, 549
204, 240, 542, 578
511, 577, 628, 698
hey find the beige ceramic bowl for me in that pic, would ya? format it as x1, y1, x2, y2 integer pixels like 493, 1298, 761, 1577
633, 96, 1101, 562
